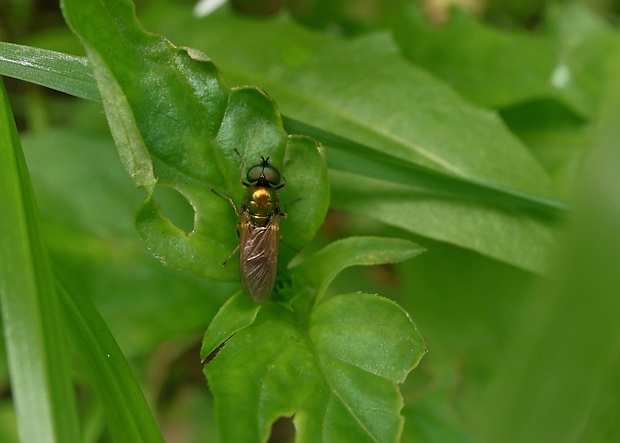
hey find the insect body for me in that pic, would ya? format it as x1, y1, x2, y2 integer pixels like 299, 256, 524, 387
212, 151, 286, 303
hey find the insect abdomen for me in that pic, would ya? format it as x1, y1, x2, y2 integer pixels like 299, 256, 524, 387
238, 216, 280, 303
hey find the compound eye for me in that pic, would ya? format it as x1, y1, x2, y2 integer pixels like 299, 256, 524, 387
261, 166, 281, 185
247, 165, 263, 183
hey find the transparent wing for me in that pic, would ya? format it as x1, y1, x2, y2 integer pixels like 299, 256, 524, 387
239, 214, 280, 303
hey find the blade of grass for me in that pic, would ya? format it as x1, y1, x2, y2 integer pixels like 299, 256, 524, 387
284, 117, 570, 216
1, 74, 164, 441
0, 42, 99, 101
0, 78, 80, 442
57, 282, 166, 443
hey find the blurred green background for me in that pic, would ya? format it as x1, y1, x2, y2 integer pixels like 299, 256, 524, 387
2, 0, 620, 442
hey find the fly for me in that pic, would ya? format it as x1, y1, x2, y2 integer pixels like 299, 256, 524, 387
211, 149, 287, 303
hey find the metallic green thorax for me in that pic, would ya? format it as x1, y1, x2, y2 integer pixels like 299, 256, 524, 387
244, 186, 281, 226
241, 156, 285, 225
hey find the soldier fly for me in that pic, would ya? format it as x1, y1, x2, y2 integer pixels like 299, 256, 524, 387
211, 150, 287, 303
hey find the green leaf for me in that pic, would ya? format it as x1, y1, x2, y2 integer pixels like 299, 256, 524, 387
174, 10, 560, 201
200, 292, 260, 361
0, 79, 80, 443
203, 237, 425, 441
309, 293, 424, 383
10, 125, 165, 441
205, 293, 425, 443
0, 41, 564, 213
21, 129, 230, 355
291, 236, 425, 303
57, 283, 165, 443
60, 0, 329, 282
330, 171, 556, 273
143, 7, 566, 270
1, 11, 568, 215
284, 117, 567, 215
0, 41, 99, 101
499, 101, 588, 183
393, 4, 616, 117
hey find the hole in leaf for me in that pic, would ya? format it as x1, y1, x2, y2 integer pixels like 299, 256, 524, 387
152, 186, 195, 234
268, 416, 295, 443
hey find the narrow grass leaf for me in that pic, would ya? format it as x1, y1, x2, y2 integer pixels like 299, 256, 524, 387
0, 42, 99, 101
0, 78, 80, 443
57, 283, 165, 443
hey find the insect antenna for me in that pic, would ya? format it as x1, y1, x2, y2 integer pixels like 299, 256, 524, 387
233, 148, 249, 185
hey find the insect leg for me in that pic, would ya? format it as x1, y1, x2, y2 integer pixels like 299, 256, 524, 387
210, 188, 240, 216
221, 244, 240, 266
